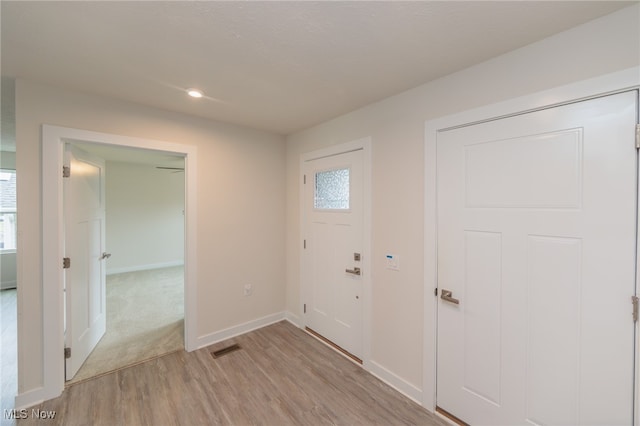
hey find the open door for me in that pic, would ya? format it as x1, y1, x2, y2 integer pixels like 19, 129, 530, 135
64, 144, 107, 381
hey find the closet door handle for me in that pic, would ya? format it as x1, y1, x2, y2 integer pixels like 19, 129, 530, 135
100, 252, 112, 260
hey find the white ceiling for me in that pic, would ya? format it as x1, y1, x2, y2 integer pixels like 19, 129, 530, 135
1, 1, 635, 136
68, 140, 186, 168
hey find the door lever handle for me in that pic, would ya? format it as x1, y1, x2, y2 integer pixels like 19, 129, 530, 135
440, 289, 459, 305
345, 267, 361, 276
100, 252, 112, 260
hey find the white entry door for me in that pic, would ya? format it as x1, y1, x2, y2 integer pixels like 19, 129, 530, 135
436, 91, 637, 425
303, 148, 364, 360
64, 144, 107, 381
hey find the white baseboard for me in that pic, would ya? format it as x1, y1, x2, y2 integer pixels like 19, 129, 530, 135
369, 360, 423, 404
195, 311, 286, 350
14, 387, 46, 411
284, 311, 301, 327
106, 260, 184, 275
1, 280, 17, 290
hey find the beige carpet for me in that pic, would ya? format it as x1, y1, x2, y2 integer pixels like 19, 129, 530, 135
68, 266, 184, 385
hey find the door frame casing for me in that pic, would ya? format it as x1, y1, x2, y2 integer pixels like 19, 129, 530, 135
423, 66, 640, 417
41, 125, 198, 402
299, 137, 372, 368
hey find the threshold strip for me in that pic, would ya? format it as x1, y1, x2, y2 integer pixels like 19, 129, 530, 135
435, 406, 469, 426
304, 327, 363, 365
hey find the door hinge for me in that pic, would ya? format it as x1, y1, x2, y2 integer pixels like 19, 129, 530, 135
635, 124, 640, 149
632, 296, 639, 323
303, 239, 306, 249
303, 174, 306, 184
434, 287, 438, 296
63, 257, 71, 269
64, 347, 71, 359
304, 303, 306, 314
63, 166, 70, 178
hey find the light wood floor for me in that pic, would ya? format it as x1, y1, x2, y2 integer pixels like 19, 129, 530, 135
1, 289, 17, 424
18, 321, 447, 426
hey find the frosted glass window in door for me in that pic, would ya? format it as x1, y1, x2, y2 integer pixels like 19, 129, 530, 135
315, 167, 350, 210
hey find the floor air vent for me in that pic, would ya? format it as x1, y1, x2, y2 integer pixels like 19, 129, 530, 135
211, 343, 241, 359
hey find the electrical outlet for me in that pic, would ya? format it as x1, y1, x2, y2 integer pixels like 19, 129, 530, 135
243, 283, 253, 296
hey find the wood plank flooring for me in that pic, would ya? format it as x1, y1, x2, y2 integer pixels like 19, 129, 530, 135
1, 289, 17, 425
17, 321, 447, 426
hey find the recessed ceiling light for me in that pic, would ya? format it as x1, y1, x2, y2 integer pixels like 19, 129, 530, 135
187, 88, 203, 98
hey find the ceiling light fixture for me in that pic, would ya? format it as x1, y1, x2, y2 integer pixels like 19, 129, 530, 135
187, 88, 204, 98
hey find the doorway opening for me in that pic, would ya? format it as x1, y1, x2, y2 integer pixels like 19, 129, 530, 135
1, 77, 17, 411
64, 142, 186, 384
0, 170, 17, 407
41, 125, 198, 402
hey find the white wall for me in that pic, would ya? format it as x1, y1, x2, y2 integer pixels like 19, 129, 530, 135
285, 5, 640, 396
1, 252, 17, 289
16, 81, 286, 395
1, 77, 16, 153
0, 151, 15, 169
105, 161, 185, 274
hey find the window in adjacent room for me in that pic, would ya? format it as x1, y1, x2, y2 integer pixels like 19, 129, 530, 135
0, 169, 16, 251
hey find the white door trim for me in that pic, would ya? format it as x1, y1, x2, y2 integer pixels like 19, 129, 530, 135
299, 137, 372, 368
423, 66, 640, 413
41, 125, 198, 402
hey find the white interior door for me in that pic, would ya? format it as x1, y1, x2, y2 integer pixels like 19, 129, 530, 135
64, 144, 107, 381
436, 91, 638, 425
303, 149, 364, 359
